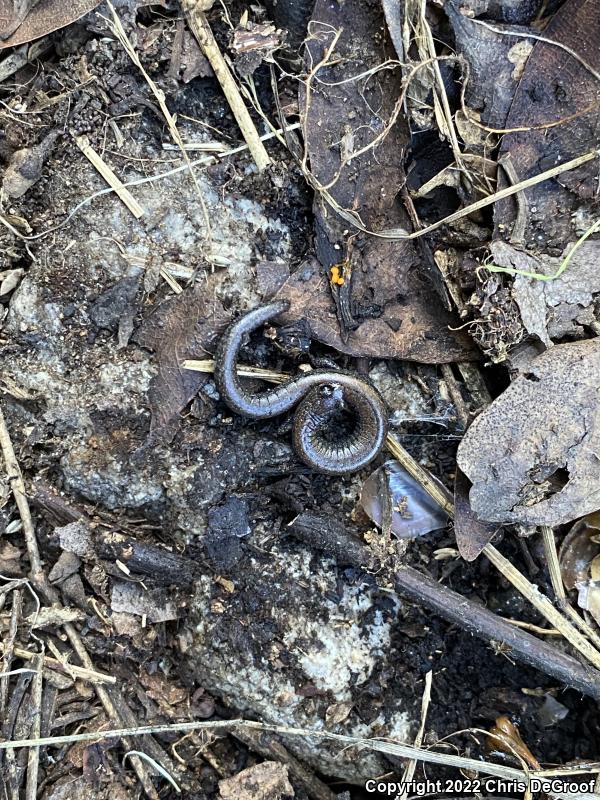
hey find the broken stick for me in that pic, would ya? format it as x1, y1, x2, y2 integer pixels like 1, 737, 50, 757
182, 1, 271, 171
394, 565, 600, 703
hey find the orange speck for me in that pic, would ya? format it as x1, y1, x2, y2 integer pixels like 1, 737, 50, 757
330, 265, 345, 285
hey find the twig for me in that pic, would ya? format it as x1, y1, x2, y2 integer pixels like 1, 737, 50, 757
394, 565, 600, 703
377, 149, 599, 239
182, 359, 600, 678
540, 526, 600, 652
3, 717, 600, 799
74, 135, 144, 218
385, 433, 455, 515
0, 403, 44, 586
24, 652, 43, 800
0, 586, 22, 726
399, 670, 433, 799
0, 124, 301, 245
181, 0, 271, 171
0, 403, 161, 799
482, 543, 600, 672
506, 619, 560, 636
0, 644, 117, 685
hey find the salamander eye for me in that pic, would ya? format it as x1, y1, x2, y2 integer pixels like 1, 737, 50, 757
319, 384, 336, 397
318, 384, 344, 406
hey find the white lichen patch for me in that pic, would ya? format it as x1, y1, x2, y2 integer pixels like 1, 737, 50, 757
189, 544, 416, 782
284, 582, 392, 697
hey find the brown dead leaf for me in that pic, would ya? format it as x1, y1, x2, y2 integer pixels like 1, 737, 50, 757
457, 338, 600, 526
139, 671, 187, 709
446, 2, 532, 129
454, 466, 498, 562
299, 0, 475, 364
219, 762, 294, 800
275, 259, 475, 362
0, 0, 101, 48
135, 282, 230, 437
487, 716, 541, 770
494, 0, 600, 244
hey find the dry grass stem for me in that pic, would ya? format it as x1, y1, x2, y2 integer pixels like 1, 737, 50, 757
75, 135, 144, 218
0, 644, 117, 685
3, 717, 600, 798
1, 402, 160, 798
541, 526, 600, 651
182, 358, 289, 382
123, 751, 181, 794
399, 670, 433, 798
182, 0, 271, 171
0, 123, 300, 246
482, 543, 600, 672
418, 0, 464, 172
106, 1, 213, 253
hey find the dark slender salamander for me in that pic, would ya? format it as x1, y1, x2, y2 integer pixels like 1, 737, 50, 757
214, 300, 388, 475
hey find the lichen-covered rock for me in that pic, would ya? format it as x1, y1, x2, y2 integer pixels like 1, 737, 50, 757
186, 540, 417, 782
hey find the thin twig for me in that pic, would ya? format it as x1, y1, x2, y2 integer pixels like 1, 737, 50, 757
385, 433, 455, 515
0, 403, 43, 585
0, 403, 160, 799
0, 644, 117, 685
182, 0, 271, 171
3, 717, 600, 799
399, 670, 433, 799
75, 135, 144, 218
24, 651, 43, 800
482, 544, 600, 671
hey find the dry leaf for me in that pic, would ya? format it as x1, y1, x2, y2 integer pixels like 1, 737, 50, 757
325, 700, 353, 726
0, 0, 102, 48
457, 338, 600, 526
487, 716, 541, 770
219, 762, 293, 800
